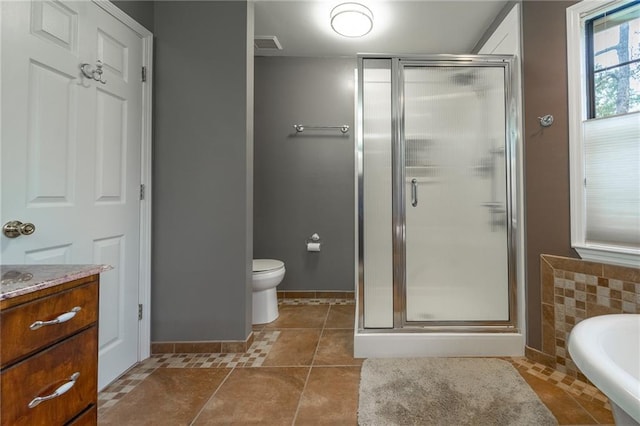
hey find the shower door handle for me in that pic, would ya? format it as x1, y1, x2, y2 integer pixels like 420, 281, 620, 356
411, 179, 418, 207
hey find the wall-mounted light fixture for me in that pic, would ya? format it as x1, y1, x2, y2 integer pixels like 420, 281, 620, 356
330, 2, 373, 38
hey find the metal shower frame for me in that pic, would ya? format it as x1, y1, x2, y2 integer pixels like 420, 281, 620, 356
356, 54, 519, 333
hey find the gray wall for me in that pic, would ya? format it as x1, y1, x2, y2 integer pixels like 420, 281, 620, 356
254, 57, 355, 292
152, 1, 253, 341
112, 0, 154, 31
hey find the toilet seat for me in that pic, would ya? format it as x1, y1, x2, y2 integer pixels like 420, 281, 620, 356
253, 259, 284, 274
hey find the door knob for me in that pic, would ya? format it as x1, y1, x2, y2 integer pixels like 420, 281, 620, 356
3, 221, 36, 238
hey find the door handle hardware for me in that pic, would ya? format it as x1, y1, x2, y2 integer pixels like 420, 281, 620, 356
3, 221, 36, 238
30, 307, 81, 330
28, 372, 80, 408
80, 60, 107, 84
411, 179, 418, 207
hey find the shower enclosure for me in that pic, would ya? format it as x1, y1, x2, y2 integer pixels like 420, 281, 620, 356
355, 55, 523, 357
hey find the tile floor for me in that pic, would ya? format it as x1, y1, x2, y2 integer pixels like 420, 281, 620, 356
98, 300, 614, 425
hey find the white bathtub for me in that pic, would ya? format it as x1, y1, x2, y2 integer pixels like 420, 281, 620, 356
568, 314, 640, 425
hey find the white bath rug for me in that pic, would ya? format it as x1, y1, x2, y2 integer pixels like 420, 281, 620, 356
358, 358, 557, 426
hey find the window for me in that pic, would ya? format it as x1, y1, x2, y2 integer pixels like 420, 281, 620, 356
586, 2, 640, 118
567, 0, 640, 267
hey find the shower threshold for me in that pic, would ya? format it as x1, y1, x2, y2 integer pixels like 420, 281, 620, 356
353, 297, 524, 358
353, 327, 525, 358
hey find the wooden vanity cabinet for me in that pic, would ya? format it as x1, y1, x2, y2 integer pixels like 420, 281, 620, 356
0, 275, 99, 426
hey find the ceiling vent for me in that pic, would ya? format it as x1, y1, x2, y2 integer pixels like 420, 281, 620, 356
254, 36, 283, 50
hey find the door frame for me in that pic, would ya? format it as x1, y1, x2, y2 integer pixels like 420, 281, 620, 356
395, 57, 516, 329
93, 0, 153, 361
357, 54, 519, 333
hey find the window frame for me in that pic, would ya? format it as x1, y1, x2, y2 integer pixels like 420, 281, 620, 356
585, 1, 640, 119
566, 0, 640, 267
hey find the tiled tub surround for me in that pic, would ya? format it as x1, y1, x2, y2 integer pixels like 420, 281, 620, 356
538, 254, 640, 379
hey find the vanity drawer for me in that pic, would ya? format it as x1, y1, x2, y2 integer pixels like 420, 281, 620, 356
0, 281, 98, 367
67, 405, 97, 426
1, 327, 97, 426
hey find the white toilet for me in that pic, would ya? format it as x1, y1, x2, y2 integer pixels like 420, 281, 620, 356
252, 259, 285, 324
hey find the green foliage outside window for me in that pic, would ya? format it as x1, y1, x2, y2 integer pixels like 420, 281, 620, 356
591, 5, 640, 118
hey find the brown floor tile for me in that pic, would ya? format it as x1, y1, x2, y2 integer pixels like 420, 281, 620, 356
262, 329, 321, 366
314, 329, 363, 366
106, 303, 616, 426
518, 371, 598, 425
574, 395, 615, 424
295, 366, 360, 425
325, 304, 355, 329
99, 368, 230, 425
193, 367, 309, 425
265, 305, 329, 329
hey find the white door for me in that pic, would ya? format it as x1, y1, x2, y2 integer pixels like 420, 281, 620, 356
1, 0, 144, 389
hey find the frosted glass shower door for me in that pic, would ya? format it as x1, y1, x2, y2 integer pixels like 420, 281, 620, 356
403, 65, 510, 323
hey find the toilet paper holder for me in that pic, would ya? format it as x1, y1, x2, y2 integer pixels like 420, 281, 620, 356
305, 233, 321, 252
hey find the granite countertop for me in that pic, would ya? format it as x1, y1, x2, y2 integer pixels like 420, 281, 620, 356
0, 264, 111, 301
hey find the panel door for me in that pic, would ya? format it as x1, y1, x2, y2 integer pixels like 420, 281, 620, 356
1, 0, 143, 389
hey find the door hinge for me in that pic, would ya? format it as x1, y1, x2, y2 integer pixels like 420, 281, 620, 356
138, 304, 143, 320
140, 184, 145, 200
141, 66, 147, 82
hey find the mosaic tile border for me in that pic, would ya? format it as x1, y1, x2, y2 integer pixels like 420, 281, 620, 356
278, 290, 355, 300
148, 331, 280, 369
98, 364, 158, 412
279, 297, 355, 306
509, 357, 611, 411
98, 330, 280, 414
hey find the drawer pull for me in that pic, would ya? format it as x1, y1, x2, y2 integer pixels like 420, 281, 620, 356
29, 307, 81, 331
28, 372, 80, 409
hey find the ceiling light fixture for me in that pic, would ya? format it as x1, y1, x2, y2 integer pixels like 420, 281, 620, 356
330, 2, 373, 38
